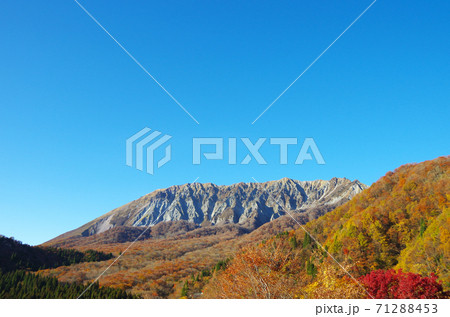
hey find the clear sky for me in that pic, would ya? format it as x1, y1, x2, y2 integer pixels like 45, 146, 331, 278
0, 0, 449, 245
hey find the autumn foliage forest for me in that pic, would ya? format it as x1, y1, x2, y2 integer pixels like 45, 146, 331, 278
1, 156, 448, 299
204, 156, 449, 298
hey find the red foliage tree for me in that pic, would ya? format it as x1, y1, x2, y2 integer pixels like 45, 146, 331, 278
360, 269, 445, 299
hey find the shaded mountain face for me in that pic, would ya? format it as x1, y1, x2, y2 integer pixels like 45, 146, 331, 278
47, 177, 367, 245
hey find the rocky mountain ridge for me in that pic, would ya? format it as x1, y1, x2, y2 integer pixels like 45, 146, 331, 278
47, 177, 367, 246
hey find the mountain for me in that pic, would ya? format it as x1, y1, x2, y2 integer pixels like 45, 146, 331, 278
203, 156, 449, 298
46, 177, 366, 246
37, 157, 448, 298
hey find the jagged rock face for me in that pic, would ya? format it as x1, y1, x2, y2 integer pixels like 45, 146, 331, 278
72, 177, 366, 238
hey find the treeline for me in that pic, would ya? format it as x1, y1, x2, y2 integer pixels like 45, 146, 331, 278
0, 235, 113, 272
0, 270, 138, 299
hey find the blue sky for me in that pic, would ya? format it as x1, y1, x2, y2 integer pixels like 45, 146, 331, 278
0, 0, 449, 245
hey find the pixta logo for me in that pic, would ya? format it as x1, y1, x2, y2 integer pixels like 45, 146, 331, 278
126, 127, 172, 175
126, 128, 325, 175
192, 137, 325, 165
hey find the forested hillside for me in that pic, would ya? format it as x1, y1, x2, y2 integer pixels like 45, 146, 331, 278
0, 236, 137, 298
311, 156, 449, 281
203, 156, 449, 298
0, 235, 113, 272
0, 271, 137, 299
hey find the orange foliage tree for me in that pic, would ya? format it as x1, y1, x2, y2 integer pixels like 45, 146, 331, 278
203, 237, 309, 298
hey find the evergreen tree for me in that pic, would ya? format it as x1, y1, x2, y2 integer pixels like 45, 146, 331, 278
303, 233, 311, 248
289, 236, 298, 249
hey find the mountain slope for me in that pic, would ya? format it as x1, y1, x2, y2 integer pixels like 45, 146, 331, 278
203, 156, 449, 298
46, 177, 366, 246
312, 156, 449, 279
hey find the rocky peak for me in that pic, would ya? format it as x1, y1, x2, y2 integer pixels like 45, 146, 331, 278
51, 177, 368, 242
